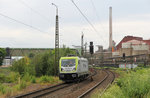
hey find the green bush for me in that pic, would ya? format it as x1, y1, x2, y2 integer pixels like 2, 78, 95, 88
11, 57, 35, 75
39, 76, 58, 84
0, 48, 6, 66
39, 76, 51, 83
0, 74, 7, 83
33, 52, 55, 76
31, 76, 36, 83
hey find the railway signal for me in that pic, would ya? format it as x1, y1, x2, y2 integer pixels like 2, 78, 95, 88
89, 42, 94, 54
123, 53, 125, 60
89, 42, 94, 65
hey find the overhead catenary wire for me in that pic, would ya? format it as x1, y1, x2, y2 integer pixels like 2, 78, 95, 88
18, 0, 50, 23
89, 0, 106, 33
0, 13, 49, 33
71, 0, 98, 33
71, 0, 106, 44
90, 0, 100, 20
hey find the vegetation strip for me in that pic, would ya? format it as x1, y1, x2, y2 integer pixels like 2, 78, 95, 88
94, 67, 150, 98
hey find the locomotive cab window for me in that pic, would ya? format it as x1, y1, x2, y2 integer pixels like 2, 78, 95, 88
61, 59, 76, 67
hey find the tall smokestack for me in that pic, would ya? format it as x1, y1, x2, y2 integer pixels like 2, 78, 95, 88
109, 6, 112, 51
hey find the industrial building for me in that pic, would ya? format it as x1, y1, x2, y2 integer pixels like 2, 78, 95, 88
114, 36, 150, 57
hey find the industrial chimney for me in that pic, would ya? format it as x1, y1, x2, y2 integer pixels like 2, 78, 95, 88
109, 6, 112, 51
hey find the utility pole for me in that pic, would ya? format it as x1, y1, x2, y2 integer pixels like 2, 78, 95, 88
52, 3, 59, 75
84, 42, 87, 58
81, 32, 84, 57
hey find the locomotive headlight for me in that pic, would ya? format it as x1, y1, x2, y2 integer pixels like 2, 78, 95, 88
72, 74, 76, 77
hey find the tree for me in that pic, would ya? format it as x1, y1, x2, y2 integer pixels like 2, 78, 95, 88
11, 57, 35, 75
33, 51, 55, 76
28, 52, 35, 58
0, 48, 6, 66
33, 48, 77, 76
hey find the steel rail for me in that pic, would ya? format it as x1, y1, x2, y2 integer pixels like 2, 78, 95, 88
33, 83, 73, 98
78, 69, 115, 98
99, 69, 115, 97
12, 83, 72, 98
109, 70, 115, 84
78, 69, 108, 98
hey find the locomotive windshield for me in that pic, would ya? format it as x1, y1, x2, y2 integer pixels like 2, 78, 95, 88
61, 59, 76, 67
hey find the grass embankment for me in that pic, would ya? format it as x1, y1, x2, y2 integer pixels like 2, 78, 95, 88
0, 67, 61, 97
92, 67, 150, 98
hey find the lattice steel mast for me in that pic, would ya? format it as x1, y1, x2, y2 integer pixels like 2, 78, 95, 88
52, 3, 59, 75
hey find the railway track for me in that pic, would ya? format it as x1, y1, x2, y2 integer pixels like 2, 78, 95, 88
12, 83, 73, 98
11, 68, 114, 98
12, 68, 97, 98
78, 69, 115, 98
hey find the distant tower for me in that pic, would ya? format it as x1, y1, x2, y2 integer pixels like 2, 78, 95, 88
81, 32, 84, 57
109, 6, 112, 51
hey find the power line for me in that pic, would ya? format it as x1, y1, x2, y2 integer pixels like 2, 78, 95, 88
18, 0, 50, 23
71, 0, 98, 33
71, 0, 106, 44
90, 0, 100, 20
0, 13, 49, 33
90, 0, 107, 37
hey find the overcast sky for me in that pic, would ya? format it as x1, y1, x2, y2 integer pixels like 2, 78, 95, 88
0, 0, 150, 50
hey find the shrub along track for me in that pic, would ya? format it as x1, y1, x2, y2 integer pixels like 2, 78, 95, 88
12, 69, 115, 98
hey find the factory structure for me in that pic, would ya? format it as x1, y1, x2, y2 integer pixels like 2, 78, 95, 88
94, 36, 150, 57
114, 36, 150, 56
92, 6, 150, 63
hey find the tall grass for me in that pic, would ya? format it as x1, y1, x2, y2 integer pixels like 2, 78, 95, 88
0, 83, 6, 94
14, 81, 27, 90
38, 76, 59, 84
8, 72, 20, 83
101, 84, 125, 98
97, 68, 150, 98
